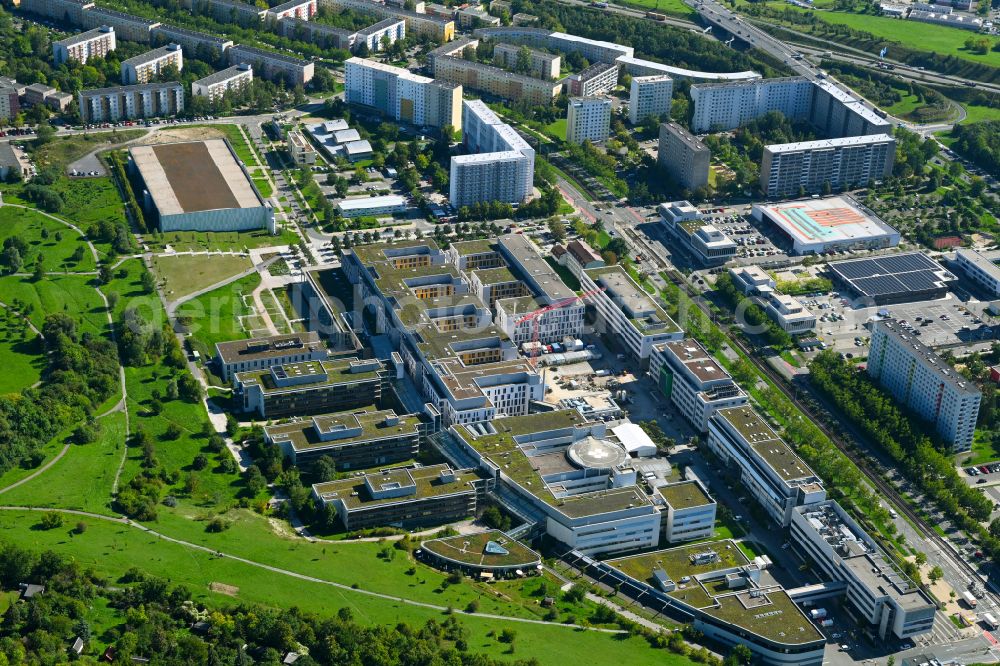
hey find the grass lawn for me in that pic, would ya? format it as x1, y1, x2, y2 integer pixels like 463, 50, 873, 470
544, 118, 567, 141
545, 256, 581, 291
0, 274, 108, 337
960, 103, 1000, 124
143, 228, 298, 253
0, 511, 681, 666
0, 206, 97, 273
29, 130, 148, 171
253, 177, 273, 198
963, 429, 1000, 466
176, 271, 261, 354
151, 253, 253, 301
781, 7, 1000, 68
615, 0, 698, 19
0, 322, 43, 393
0, 411, 126, 514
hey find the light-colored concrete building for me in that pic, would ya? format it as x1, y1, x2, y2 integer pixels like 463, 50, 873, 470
152, 24, 233, 56
649, 338, 747, 432
0, 87, 19, 122
629, 74, 673, 125
21, 0, 93, 24
868, 319, 980, 452
656, 480, 717, 543
345, 57, 462, 130
79, 81, 184, 123
121, 43, 183, 85
493, 43, 560, 81
658, 121, 709, 191
449, 99, 534, 208
690, 76, 812, 133
728, 265, 775, 296
955, 248, 1000, 297
763, 293, 816, 334
760, 134, 896, 198
791, 501, 936, 639
265, 0, 317, 22
566, 96, 611, 145
278, 17, 353, 49
287, 130, 316, 165
215, 331, 327, 382
53, 26, 116, 65
322, 0, 455, 41
706, 405, 826, 526
354, 17, 406, 53
336, 194, 407, 218
227, 45, 313, 85
434, 56, 562, 107
79, 7, 159, 42
565, 62, 618, 98
191, 64, 253, 101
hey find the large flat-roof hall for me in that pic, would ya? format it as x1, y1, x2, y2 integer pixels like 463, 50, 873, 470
128, 139, 275, 233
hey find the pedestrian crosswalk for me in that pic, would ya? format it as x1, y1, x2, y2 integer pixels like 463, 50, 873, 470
920, 612, 967, 647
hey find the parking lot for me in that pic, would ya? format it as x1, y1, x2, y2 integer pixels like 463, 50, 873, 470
701, 212, 789, 264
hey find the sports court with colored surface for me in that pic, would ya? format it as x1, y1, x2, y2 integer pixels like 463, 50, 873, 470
753, 196, 899, 255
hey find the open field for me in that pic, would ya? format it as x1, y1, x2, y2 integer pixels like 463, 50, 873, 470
544, 118, 568, 141
151, 253, 253, 301
142, 228, 298, 253
29, 130, 148, 171
0, 510, 681, 666
0, 324, 43, 393
0, 411, 126, 513
0, 206, 96, 272
616, 0, 698, 19
176, 270, 262, 353
0, 274, 108, 336
961, 103, 1000, 124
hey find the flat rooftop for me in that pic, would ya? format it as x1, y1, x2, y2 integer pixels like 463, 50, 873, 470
449, 238, 497, 256
234, 357, 382, 393
338, 194, 406, 212
757, 196, 898, 247
193, 64, 251, 86
716, 406, 815, 482
129, 139, 263, 216
216, 332, 323, 365
660, 339, 732, 384
473, 266, 519, 285
313, 463, 478, 509
765, 133, 894, 154
421, 530, 541, 568
586, 265, 680, 335
657, 480, 714, 510
609, 541, 822, 645
264, 407, 420, 452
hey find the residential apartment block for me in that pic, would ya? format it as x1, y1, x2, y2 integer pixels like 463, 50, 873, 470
434, 56, 562, 107
706, 406, 826, 526
53, 26, 116, 65
78, 81, 184, 123
321, 0, 455, 41
152, 24, 233, 56
227, 45, 313, 85
265, 407, 422, 470
277, 17, 353, 49
791, 501, 936, 639
345, 57, 462, 130
21, 0, 94, 24
0, 87, 19, 122
79, 7, 159, 42
121, 43, 183, 85
760, 134, 896, 198
354, 17, 406, 52
191, 63, 253, 101
183, 0, 266, 26
565, 62, 618, 97
233, 357, 386, 418
629, 74, 673, 125
265, 0, 317, 22
493, 43, 560, 81
449, 100, 534, 208
649, 338, 747, 432
580, 264, 683, 364
658, 121, 710, 191
566, 96, 611, 144
867, 319, 980, 451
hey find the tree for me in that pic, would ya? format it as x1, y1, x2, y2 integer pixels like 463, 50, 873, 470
39, 512, 63, 530
547, 218, 567, 244
140, 270, 156, 294
928, 566, 943, 583
31, 261, 45, 282
1, 246, 21, 274
34, 123, 56, 145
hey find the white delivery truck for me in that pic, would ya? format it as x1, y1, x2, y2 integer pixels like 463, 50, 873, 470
962, 590, 978, 608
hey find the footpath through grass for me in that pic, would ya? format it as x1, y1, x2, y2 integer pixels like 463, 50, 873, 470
151, 253, 252, 301
0, 206, 97, 273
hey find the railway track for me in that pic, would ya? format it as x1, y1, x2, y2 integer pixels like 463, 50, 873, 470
648, 256, 997, 601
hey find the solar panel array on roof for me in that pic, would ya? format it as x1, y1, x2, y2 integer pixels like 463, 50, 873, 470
827, 252, 955, 305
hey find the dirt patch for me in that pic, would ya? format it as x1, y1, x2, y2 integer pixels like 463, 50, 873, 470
209, 582, 240, 596
137, 126, 229, 145
267, 516, 297, 539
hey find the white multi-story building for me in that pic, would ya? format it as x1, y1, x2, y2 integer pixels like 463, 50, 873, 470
566, 96, 611, 145
78, 81, 184, 123
565, 62, 618, 97
728, 265, 775, 296
955, 248, 1000, 297
791, 501, 936, 640
690, 76, 812, 133
53, 25, 116, 65
656, 480, 717, 543
121, 43, 183, 85
764, 293, 816, 334
494, 233, 584, 344
287, 130, 316, 165
449, 410, 663, 556
214, 331, 328, 382
867, 319, 980, 452
760, 134, 896, 198
344, 57, 462, 130
191, 64, 253, 101
265, 0, 316, 22
449, 100, 533, 208
706, 405, 826, 526
580, 265, 683, 364
649, 339, 747, 432
493, 43, 560, 80
629, 74, 673, 125
354, 18, 406, 52
227, 45, 313, 85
